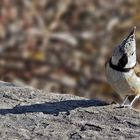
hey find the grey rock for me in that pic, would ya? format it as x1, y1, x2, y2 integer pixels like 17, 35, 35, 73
0, 82, 140, 140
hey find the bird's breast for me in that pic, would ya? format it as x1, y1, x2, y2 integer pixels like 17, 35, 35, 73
106, 63, 140, 96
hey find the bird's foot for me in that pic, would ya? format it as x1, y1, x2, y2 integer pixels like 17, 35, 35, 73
120, 104, 132, 109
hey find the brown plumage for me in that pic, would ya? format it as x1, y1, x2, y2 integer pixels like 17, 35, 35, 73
134, 62, 140, 77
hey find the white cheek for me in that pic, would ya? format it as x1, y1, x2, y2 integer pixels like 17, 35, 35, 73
112, 56, 119, 65
125, 54, 136, 68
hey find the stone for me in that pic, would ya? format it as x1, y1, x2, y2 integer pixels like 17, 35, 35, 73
0, 81, 140, 139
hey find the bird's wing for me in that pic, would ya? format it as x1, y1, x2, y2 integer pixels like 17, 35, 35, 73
134, 62, 140, 77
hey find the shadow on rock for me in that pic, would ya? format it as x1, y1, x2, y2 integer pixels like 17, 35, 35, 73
0, 99, 108, 115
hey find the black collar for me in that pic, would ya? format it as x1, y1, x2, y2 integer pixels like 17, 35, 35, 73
109, 59, 136, 72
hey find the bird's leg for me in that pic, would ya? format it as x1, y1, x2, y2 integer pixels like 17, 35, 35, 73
122, 95, 140, 108
121, 95, 129, 107
130, 95, 140, 107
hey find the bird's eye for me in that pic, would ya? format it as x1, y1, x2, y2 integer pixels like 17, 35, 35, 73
131, 52, 134, 55
128, 42, 131, 45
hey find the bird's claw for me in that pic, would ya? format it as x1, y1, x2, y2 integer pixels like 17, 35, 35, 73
120, 104, 132, 109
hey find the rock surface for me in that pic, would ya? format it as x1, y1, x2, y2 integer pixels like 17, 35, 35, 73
0, 82, 140, 140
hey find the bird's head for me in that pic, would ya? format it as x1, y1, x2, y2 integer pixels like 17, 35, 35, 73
111, 27, 136, 69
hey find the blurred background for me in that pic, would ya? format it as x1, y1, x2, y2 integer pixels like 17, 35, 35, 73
0, 0, 140, 103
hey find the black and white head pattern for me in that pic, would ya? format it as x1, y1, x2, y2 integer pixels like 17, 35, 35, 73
111, 27, 136, 69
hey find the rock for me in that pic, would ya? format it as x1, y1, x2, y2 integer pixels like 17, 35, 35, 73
0, 81, 140, 139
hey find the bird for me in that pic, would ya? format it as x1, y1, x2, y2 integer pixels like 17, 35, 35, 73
106, 26, 140, 111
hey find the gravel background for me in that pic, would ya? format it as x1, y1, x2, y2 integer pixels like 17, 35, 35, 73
0, 0, 140, 101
